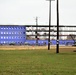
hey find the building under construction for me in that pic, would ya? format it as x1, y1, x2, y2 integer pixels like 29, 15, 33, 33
0, 25, 76, 45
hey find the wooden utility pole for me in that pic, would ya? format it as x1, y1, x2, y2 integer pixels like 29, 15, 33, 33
56, 0, 59, 53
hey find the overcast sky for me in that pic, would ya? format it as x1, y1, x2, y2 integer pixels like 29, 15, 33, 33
0, 0, 76, 25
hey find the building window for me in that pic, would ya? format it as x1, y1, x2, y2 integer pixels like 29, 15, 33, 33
21, 27, 23, 29
4, 37, 5, 39
1, 37, 3, 39
9, 27, 11, 29
12, 27, 13, 29
4, 32, 5, 34
3, 41, 5, 44
15, 27, 16, 29
23, 32, 25, 34
1, 41, 3, 43
24, 27, 25, 29
12, 37, 14, 39
1, 28, 3, 29
13, 32, 14, 34
19, 32, 21, 34
9, 32, 11, 34
9, 37, 11, 39
6, 32, 8, 34
7, 37, 8, 39
12, 32, 13, 34
1, 32, 3, 34
14, 32, 16, 34
15, 36, 16, 39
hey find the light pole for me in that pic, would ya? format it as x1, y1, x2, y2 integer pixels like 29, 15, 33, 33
46, 0, 55, 50
56, 0, 59, 53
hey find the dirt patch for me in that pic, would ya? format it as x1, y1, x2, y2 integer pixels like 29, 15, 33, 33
0, 45, 76, 52
0, 46, 76, 50
0, 45, 48, 50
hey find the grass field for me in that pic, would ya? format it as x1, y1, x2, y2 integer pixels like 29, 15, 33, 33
0, 47, 76, 75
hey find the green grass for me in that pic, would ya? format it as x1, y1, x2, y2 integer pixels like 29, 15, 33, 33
0, 50, 76, 75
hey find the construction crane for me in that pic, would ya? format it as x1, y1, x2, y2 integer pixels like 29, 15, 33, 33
70, 34, 76, 46
66, 34, 76, 46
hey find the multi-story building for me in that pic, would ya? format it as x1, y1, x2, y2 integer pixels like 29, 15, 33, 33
0, 25, 75, 45
0, 25, 26, 45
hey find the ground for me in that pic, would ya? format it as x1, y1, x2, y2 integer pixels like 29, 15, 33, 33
0, 45, 76, 52
0, 49, 76, 75
0, 45, 76, 75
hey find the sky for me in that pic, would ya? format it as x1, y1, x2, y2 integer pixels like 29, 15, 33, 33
0, 0, 76, 25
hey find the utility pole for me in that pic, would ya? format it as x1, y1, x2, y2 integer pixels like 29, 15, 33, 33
35, 17, 38, 45
48, 0, 51, 50
46, 0, 55, 50
56, 0, 59, 53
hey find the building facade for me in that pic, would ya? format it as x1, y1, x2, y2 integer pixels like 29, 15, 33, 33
0, 25, 26, 45
0, 25, 75, 45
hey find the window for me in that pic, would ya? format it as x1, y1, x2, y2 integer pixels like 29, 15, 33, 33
9, 32, 11, 34
20, 27, 21, 29
1, 32, 3, 34
1, 37, 3, 39
12, 37, 13, 39
19, 32, 21, 34
6, 32, 8, 34
9, 27, 11, 29
23, 27, 24, 29
17, 37, 19, 39
17, 27, 19, 29
1, 41, 3, 43
18, 32, 19, 34
21, 32, 22, 34
16, 32, 18, 34
15, 36, 16, 39
13, 32, 14, 34
15, 27, 16, 29
4, 37, 5, 39
4, 32, 5, 34
23, 32, 25, 34
15, 32, 16, 34
12, 27, 13, 29
18, 27, 20, 29
6, 41, 8, 43
18, 42, 20, 43
1, 28, 3, 29
18, 36, 20, 38
7, 37, 8, 39
9, 37, 11, 39
4, 41, 5, 44
12, 32, 13, 34
21, 27, 23, 29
